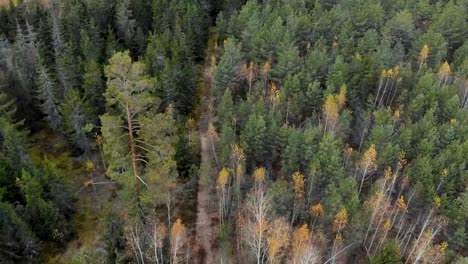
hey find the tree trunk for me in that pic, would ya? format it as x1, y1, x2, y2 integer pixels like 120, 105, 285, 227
126, 105, 140, 193
358, 166, 368, 196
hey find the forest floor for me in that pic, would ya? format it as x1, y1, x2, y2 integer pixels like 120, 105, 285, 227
30, 131, 119, 263
194, 28, 220, 264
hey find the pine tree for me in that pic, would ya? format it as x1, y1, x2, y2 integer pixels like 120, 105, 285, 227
36, 55, 62, 131
271, 43, 301, 80
61, 89, 93, 152
101, 51, 153, 195
217, 88, 235, 126
215, 38, 241, 97
56, 42, 80, 93
220, 123, 236, 165
371, 241, 403, 264
115, 0, 136, 49
82, 59, 105, 114
0, 93, 31, 170
241, 113, 268, 165
80, 19, 102, 63
101, 51, 177, 210
9, 22, 37, 108
0, 201, 38, 261
20, 170, 69, 242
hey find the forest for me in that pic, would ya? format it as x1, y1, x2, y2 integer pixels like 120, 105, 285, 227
0, 0, 466, 263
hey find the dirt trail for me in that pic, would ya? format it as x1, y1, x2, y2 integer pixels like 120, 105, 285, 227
194, 31, 218, 264
195, 136, 215, 264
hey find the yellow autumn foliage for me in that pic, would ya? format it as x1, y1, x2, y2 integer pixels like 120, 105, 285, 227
333, 208, 348, 232
419, 44, 429, 64
292, 224, 310, 255
217, 168, 229, 188
397, 196, 407, 209
309, 203, 324, 218
361, 144, 377, 171
292, 171, 305, 199
171, 218, 186, 243
267, 218, 290, 262
254, 167, 266, 183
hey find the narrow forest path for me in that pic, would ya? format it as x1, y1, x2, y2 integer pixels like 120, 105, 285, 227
194, 28, 219, 264
195, 136, 215, 264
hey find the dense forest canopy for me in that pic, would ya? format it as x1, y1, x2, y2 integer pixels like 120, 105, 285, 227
0, 0, 466, 263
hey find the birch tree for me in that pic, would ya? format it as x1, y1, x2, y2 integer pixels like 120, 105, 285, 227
243, 170, 271, 264
357, 144, 377, 196
170, 218, 187, 264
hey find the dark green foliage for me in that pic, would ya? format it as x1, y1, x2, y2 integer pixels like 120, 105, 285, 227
220, 123, 236, 166
269, 178, 294, 218
56, 42, 81, 94
310, 134, 345, 190
431, 1, 467, 52
215, 38, 241, 97
0, 153, 19, 203
85, 0, 114, 34
103, 210, 125, 264
415, 31, 447, 68
176, 126, 200, 180
59, 0, 86, 48
271, 43, 301, 80
80, 19, 103, 63
383, 10, 416, 52
281, 128, 306, 175
82, 60, 105, 114
115, 0, 136, 49
0, 201, 39, 262
61, 89, 94, 152
370, 241, 403, 264
20, 170, 69, 242
217, 89, 235, 126
0, 93, 31, 170
36, 54, 62, 131
241, 113, 269, 166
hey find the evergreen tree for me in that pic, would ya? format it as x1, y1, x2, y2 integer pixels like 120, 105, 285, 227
370, 241, 403, 264
82, 60, 105, 114
241, 113, 268, 166
0, 93, 31, 170
115, 0, 136, 49
0, 201, 38, 261
432, 1, 467, 52
36, 55, 62, 131
56, 42, 80, 94
61, 89, 93, 152
215, 38, 241, 97
101, 51, 153, 196
20, 170, 69, 242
